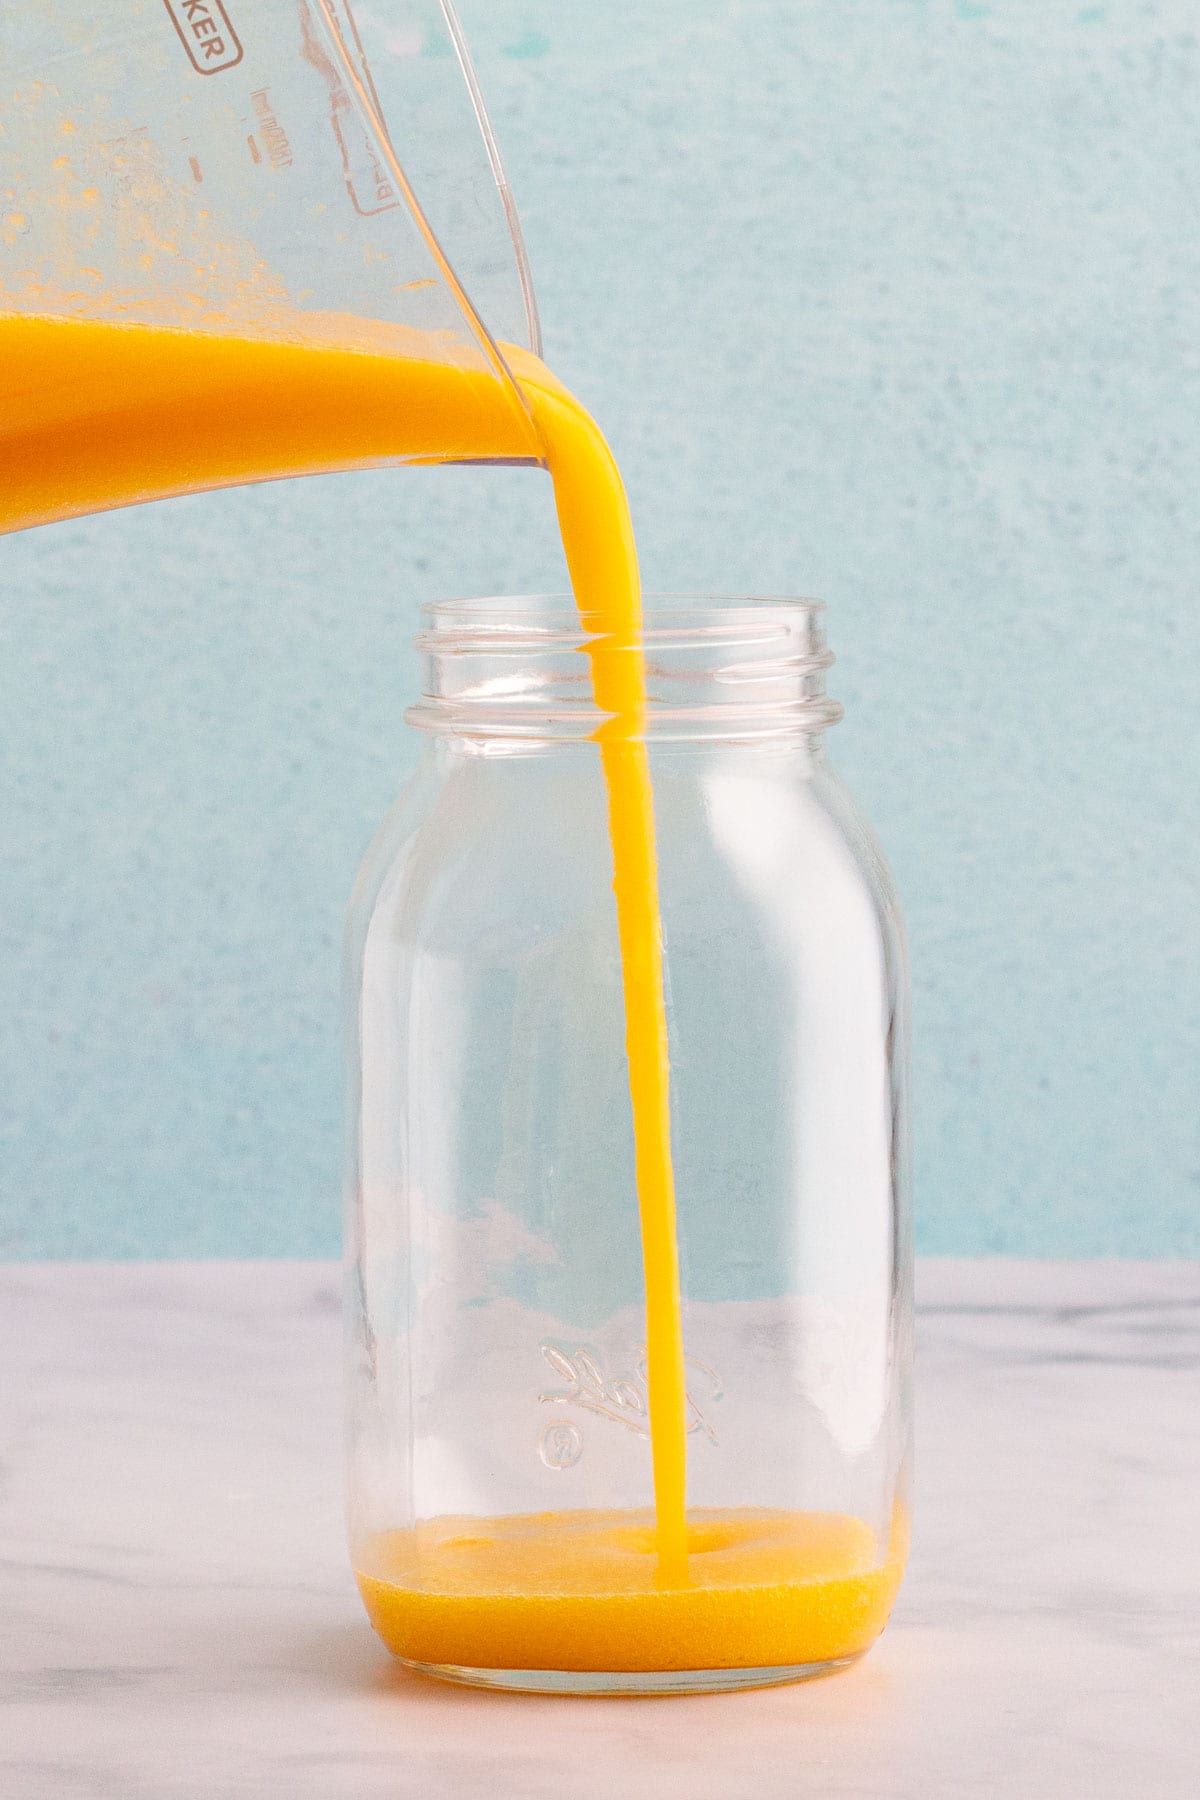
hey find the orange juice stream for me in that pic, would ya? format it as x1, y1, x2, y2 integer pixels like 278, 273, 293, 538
0, 311, 903, 1669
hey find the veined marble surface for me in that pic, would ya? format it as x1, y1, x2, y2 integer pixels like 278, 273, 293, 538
1, 1259, 1196, 1799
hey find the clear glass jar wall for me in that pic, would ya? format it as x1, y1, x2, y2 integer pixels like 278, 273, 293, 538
345, 596, 911, 1694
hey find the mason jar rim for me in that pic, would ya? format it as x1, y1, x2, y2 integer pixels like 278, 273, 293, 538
415, 592, 828, 648
408, 593, 843, 743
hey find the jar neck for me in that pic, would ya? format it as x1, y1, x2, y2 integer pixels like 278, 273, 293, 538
406, 596, 843, 744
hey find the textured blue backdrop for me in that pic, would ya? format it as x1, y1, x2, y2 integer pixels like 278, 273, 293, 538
2, 1, 1197, 1257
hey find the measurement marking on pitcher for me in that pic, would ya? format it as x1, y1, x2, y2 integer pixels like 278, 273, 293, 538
251, 90, 294, 171
537, 1340, 721, 1463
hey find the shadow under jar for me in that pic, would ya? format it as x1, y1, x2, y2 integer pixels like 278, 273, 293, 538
345, 595, 911, 1695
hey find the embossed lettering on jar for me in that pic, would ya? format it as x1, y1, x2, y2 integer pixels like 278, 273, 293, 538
345, 596, 912, 1696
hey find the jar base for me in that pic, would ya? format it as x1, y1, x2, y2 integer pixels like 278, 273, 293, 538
399, 1652, 864, 1697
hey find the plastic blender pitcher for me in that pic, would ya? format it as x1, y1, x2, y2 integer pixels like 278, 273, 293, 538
0, 0, 544, 530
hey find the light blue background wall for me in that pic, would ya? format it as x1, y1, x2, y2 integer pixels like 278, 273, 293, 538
2, 1, 1197, 1257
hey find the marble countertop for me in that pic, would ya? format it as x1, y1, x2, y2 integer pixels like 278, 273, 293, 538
2, 1259, 1196, 1799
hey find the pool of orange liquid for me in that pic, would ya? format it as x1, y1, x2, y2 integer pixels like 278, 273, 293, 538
357, 1508, 908, 1681
1, 306, 906, 1674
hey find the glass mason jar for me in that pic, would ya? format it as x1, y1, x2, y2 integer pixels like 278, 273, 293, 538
345, 595, 911, 1696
